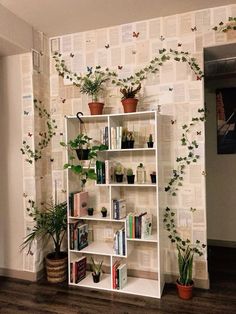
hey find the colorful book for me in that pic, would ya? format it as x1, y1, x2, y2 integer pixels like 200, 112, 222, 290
117, 263, 127, 289
141, 214, 152, 239
76, 256, 87, 283
78, 224, 88, 250
73, 191, 88, 217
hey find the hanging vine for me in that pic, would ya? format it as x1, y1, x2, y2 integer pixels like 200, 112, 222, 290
21, 99, 57, 164
212, 16, 236, 32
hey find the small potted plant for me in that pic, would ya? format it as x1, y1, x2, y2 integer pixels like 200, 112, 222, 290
67, 133, 92, 160
163, 207, 206, 300
150, 171, 156, 184
120, 83, 141, 113
147, 134, 154, 148
126, 131, 135, 149
91, 257, 103, 283
87, 207, 94, 216
114, 163, 124, 183
126, 168, 135, 184
101, 206, 107, 217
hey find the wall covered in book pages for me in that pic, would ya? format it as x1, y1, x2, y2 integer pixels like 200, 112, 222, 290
21, 5, 236, 281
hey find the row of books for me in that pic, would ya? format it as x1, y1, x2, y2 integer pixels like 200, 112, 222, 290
113, 228, 126, 256
70, 256, 87, 284
69, 191, 88, 217
69, 222, 88, 251
112, 199, 126, 220
110, 126, 123, 150
112, 261, 127, 289
96, 160, 115, 184
126, 212, 152, 239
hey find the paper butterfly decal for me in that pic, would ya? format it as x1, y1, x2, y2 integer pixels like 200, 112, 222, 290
28, 132, 33, 137
197, 131, 201, 135
39, 132, 43, 136
61, 98, 66, 103
171, 119, 176, 125
70, 53, 74, 58
178, 43, 182, 47
61, 189, 67, 193
118, 65, 123, 70
132, 50, 137, 55
60, 132, 64, 136
50, 158, 54, 162
23, 193, 28, 198
169, 87, 173, 91
160, 35, 165, 41
24, 110, 29, 115
87, 66, 93, 74
40, 176, 43, 180
133, 31, 140, 38
191, 26, 197, 32
105, 44, 110, 49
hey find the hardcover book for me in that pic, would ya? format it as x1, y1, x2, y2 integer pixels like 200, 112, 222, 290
74, 191, 88, 217
117, 263, 127, 289
78, 224, 88, 250
76, 256, 87, 283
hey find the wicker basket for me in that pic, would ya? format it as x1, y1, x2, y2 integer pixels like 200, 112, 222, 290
45, 252, 68, 283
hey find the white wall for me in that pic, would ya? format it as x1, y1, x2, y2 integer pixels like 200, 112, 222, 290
0, 55, 24, 271
205, 77, 236, 242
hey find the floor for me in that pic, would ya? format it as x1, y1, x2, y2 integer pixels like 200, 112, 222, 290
0, 246, 235, 314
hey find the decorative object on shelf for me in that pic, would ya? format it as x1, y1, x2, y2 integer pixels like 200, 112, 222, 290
126, 168, 135, 184
150, 171, 156, 184
101, 206, 107, 217
136, 163, 146, 184
120, 84, 141, 113
20, 99, 57, 164
122, 129, 135, 149
61, 134, 107, 189
87, 207, 94, 216
91, 257, 103, 283
21, 197, 67, 283
147, 134, 154, 148
114, 163, 124, 183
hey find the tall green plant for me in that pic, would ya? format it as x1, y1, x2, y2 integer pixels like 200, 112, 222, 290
21, 199, 67, 258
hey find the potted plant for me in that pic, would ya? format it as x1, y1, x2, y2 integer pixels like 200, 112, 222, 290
21, 198, 67, 283
79, 71, 109, 115
61, 135, 107, 189
163, 207, 206, 300
147, 134, 154, 148
67, 133, 92, 160
114, 163, 124, 183
121, 129, 135, 149
150, 171, 156, 184
87, 207, 94, 216
126, 168, 135, 184
91, 257, 103, 283
120, 83, 141, 113
101, 206, 107, 217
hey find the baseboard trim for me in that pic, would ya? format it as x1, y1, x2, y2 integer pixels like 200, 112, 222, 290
164, 273, 210, 289
0, 267, 44, 282
208, 239, 236, 248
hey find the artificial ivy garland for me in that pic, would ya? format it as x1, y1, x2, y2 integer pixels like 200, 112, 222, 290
21, 99, 57, 163
212, 16, 236, 32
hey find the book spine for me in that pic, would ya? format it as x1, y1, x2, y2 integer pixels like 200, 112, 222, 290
122, 228, 125, 256
101, 161, 105, 184
118, 229, 123, 255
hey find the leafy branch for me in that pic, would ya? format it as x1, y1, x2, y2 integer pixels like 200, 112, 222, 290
165, 108, 206, 196
212, 17, 236, 32
20, 99, 57, 164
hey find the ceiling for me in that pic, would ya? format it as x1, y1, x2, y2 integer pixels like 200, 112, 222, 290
0, 0, 236, 37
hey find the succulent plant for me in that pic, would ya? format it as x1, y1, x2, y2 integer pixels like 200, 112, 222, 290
148, 134, 153, 143
101, 206, 107, 213
114, 163, 124, 175
126, 168, 134, 176
120, 83, 141, 100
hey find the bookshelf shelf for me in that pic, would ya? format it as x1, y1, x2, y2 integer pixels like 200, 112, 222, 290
66, 110, 167, 298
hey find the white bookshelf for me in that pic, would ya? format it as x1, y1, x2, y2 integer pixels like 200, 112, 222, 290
66, 110, 167, 299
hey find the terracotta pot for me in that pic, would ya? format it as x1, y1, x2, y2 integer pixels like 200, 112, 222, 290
88, 102, 104, 115
45, 252, 68, 283
176, 280, 194, 300
121, 98, 138, 113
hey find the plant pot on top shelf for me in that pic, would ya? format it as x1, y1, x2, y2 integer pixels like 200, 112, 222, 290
88, 102, 104, 115
120, 84, 141, 113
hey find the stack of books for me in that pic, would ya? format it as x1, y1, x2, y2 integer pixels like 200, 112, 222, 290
69, 191, 88, 217
112, 199, 126, 220
70, 256, 87, 284
113, 228, 126, 256
112, 260, 127, 290
126, 212, 152, 239
69, 222, 89, 251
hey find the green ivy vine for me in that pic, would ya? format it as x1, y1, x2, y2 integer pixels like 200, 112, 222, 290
21, 99, 57, 164
212, 16, 236, 32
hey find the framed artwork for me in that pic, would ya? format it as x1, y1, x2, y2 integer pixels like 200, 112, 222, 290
32, 50, 40, 72
51, 38, 60, 53
216, 87, 236, 154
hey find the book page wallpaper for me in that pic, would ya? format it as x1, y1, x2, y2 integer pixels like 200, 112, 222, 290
20, 4, 236, 284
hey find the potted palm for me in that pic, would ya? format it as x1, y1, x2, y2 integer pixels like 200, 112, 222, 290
120, 83, 141, 113
163, 207, 206, 299
21, 198, 67, 283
